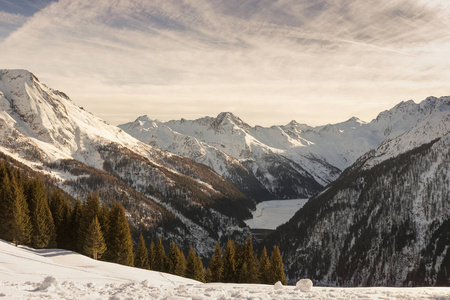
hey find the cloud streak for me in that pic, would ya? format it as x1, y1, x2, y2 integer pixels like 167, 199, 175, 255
0, 0, 449, 126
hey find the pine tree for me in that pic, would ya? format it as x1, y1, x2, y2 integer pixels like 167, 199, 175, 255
195, 254, 205, 282
205, 268, 212, 283
153, 237, 167, 272
258, 246, 271, 284
83, 217, 106, 260
0, 162, 7, 181
269, 246, 287, 285
167, 240, 186, 276
49, 189, 71, 249
222, 240, 237, 283
104, 203, 134, 266
134, 233, 150, 269
186, 247, 205, 282
167, 240, 177, 273
69, 199, 83, 252
148, 240, 156, 270
0, 173, 32, 246
25, 177, 55, 248
237, 237, 258, 283
0, 173, 13, 240
208, 242, 223, 282
97, 203, 110, 235
79, 193, 101, 255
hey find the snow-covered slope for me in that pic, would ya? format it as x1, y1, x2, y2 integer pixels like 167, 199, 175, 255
120, 97, 450, 201
0, 69, 253, 256
357, 97, 450, 169
1, 239, 450, 299
0, 69, 154, 167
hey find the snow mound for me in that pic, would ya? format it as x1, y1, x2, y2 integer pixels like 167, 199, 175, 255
274, 281, 284, 290
35, 276, 59, 291
296, 279, 313, 292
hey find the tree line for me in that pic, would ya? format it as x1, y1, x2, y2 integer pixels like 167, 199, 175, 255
0, 160, 286, 284
134, 236, 286, 284
0, 161, 134, 265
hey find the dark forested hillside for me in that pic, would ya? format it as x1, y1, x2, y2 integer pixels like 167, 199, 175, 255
267, 135, 450, 286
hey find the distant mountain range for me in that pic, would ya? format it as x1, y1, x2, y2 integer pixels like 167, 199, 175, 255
120, 96, 449, 202
0, 69, 449, 286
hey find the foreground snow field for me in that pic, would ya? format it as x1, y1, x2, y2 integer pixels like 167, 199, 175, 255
245, 199, 309, 230
1, 240, 449, 300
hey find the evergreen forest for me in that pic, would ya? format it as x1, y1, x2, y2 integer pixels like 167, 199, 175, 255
0, 159, 286, 284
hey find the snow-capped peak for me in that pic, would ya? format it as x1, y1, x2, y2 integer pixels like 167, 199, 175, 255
0, 69, 151, 168
136, 115, 152, 123
122, 95, 450, 190
211, 112, 250, 132
346, 116, 366, 125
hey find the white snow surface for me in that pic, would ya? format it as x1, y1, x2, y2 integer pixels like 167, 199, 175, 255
245, 199, 309, 230
1, 240, 450, 300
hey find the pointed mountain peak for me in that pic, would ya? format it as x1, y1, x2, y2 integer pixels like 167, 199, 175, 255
421, 96, 450, 111
121, 115, 159, 130
375, 96, 450, 123
136, 115, 152, 123
286, 120, 311, 131
217, 111, 239, 121
393, 99, 416, 109
346, 116, 366, 124
0, 69, 41, 89
0, 69, 36, 79
215, 112, 246, 126
209, 112, 250, 133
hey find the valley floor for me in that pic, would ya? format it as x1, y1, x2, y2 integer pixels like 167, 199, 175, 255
1, 240, 449, 300
244, 199, 309, 230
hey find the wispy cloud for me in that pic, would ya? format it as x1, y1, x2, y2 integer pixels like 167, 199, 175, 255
0, 0, 449, 126
0, 11, 28, 25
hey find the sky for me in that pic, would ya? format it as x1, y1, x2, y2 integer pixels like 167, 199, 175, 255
0, 0, 449, 126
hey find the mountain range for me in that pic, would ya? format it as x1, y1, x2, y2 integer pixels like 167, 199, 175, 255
119, 96, 448, 203
0, 69, 449, 285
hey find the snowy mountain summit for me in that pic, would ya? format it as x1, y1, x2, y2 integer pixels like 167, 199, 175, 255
0, 69, 147, 166
120, 96, 450, 200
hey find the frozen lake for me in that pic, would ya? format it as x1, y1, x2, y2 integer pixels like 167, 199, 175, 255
244, 199, 309, 230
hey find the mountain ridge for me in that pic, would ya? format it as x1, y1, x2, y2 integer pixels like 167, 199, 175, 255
120, 95, 450, 202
